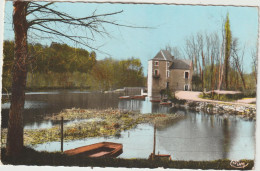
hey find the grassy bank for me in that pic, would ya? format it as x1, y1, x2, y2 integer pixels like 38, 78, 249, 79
1, 108, 185, 146
1, 147, 254, 169
199, 91, 256, 102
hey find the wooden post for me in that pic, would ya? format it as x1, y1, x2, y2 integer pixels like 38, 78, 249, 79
61, 116, 64, 152
153, 124, 156, 159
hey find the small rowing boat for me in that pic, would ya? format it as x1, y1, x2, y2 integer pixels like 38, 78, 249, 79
150, 99, 161, 102
119, 96, 132, 99
132, 95, 146, 100
64, 142, 123, 158
119, 95, 146, 100
160, 102, 172, 105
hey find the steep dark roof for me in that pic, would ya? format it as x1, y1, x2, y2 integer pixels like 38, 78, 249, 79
169, 59, 192, 70
153, 50, 173, 61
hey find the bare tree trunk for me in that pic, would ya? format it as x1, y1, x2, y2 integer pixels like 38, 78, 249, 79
218, 20, 225, 92
224, 60, 229, 90
6, 1, 28, 157
219, 65, 224, 88
201, 51, 205, 91
218, 64, 221, 91
211, 55, 216, 96
217, 61, 224, 100
199, 65, 204, 92
213, 66, 218, 94
252, 50, 257, 84
231, 39, 247, 90
235, 62, 247, 89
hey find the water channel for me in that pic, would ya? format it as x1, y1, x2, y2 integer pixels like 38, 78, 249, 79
1, 91, 255, 161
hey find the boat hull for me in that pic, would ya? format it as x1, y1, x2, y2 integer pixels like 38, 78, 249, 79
119, 95, 146, 100
64, 142, 123, 158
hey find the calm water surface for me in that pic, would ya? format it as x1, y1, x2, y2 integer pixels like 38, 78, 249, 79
1, 91, 255, 160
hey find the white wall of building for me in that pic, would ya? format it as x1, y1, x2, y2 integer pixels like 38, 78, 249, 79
147, 60, 153, 97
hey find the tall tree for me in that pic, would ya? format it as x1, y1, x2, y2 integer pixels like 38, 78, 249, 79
7, 1, 142, 157
205, 32, 220, 95
251, 46, 258, 84
224, 13, 232, 89
197, 33, 204, 91
7, 2, 29, 157
164, 44, 182, 60
231, 38, 247, 89
217, 18, 226, 91
185, 33, 204, 91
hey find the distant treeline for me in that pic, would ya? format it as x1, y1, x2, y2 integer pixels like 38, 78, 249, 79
2, 41, 145, 92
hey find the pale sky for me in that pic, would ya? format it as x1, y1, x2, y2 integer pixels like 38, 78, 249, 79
3, 2, 258, 75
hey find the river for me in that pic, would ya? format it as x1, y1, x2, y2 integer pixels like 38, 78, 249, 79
1, 91, 255, 161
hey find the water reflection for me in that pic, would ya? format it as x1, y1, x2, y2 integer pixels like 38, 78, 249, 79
118, 97, 169, 114
1, 91, 255, 160
2, 92, 121, 128
1, 101, 48, 109
155, 110, 254, 161
33, 111, 255, 160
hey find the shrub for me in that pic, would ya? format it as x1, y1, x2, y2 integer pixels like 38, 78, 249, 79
200, 91, 256, 102
206, 104, 214, 108
243, 90, 256, 98
171, 98, 186, 105
188, 102, 198, 108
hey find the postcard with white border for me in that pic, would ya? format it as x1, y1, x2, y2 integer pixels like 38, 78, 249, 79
0, 0, 259, 170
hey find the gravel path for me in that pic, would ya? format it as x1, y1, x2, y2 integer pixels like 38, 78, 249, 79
175, 91, 256, 106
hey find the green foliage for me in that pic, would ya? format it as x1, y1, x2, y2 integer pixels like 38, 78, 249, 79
189, 14, 256, 92
3, 41, 95, 90
188, 102, 198, 108
1, 108, 184, 146
2, 41, 145, 91
191, 74, 202, 91
88, 57, 145, 91
206, 104, 214, 108
160, 89, 186, 105
32, 42, 95, 73
224, 13, 232, 89
192, 62, 256, 92
2, 41, 14, 90
201, 91, 256, 102
242, 90, 256, 97
171, 98, 186, 105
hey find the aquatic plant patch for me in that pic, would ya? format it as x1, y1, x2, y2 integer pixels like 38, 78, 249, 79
1, 108, 185, 146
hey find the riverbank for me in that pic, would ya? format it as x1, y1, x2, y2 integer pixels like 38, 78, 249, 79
1, 147, 254, 169
175, 91, 256, 120
1, 108, 185, 146
185, 101, 256, 120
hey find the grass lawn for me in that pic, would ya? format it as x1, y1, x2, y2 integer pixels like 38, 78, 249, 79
199, 91, 256, 102
1, 147, 254, 170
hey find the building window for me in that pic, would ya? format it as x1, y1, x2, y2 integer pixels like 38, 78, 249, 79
184, 84, 189, 91
154, 69, 159, 76
167, 70, 170, 78
184, 71, 189, 79
154, 61, 159, 66
167, 62, 170, 67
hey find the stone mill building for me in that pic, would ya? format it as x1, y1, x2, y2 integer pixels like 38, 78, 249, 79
147, 50, 193, 97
